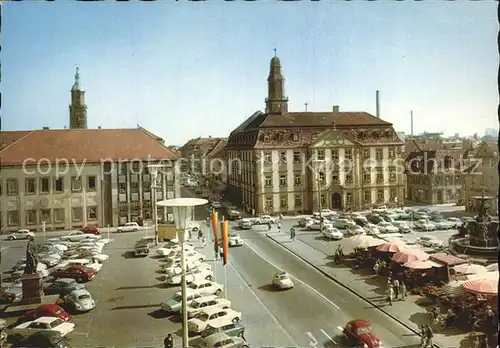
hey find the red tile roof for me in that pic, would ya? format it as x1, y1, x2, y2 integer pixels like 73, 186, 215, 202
261, 112, 391, 128
0, 128, 178, 165
430, 253, 469, 266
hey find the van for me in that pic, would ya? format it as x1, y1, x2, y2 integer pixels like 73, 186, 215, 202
200, 317, 245, 339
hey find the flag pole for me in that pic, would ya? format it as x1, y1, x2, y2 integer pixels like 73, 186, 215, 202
222, 216, 227, 299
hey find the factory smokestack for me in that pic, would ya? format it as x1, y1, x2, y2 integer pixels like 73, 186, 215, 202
376, 90, 380, 118
411, 110, 414, 135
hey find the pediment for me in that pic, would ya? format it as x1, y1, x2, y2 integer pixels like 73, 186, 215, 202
311, 130, 356, 148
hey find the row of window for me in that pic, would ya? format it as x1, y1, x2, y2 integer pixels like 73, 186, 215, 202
408, 174, 461, 185
263, 189, 398, 209
0, 176, 97, 196
2, 206, 98, 227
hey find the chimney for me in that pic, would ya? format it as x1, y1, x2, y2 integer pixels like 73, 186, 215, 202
376, 90, 380, 118
332, 105, 339, 112
410, 110, 414, 136
42, 127, 49, 130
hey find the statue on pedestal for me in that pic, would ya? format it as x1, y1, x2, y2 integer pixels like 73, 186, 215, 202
24, 238, 39, 275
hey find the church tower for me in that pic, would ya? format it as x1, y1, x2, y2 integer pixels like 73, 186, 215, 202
69, 67, 88, 129
265, 51, 288, 114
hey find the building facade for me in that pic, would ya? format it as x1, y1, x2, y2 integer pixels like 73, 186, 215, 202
0, 128, 180, 232
179, 137, 224, 175
225, 55, 405, 215
462, 141, 498, 215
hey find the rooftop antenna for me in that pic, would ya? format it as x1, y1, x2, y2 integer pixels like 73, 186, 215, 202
273, 48, 277, 57
305, 102, 308, 112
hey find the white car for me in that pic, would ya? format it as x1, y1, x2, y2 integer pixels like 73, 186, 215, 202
372, 205, 388, 213
117, 222, 140, 233
11, 264, 49, 279
414, 219, 437, 231
157, 243, 195, 257
188, 307, 242, 333
185, 295, 232, 318
298, 217, 315, 227
417, 236, 444, 248
238, 219, 255, 229
186, 280, 224, 297
9, 316, 75, 337
447, 217, 463, 228
161, 290, 204, 313
272, 271, 294, 290
38, 255, 61, 267
167, 251, 205, 263
60, 231, 92, 242
6, 229, 35, 240
63, 289, 96, 312
348, 225, 366, 235
392, 221, 411, 233
434, 220, 454, 230
162, 260, 209, 275
365, 224, 381, 235
313, 209, 335, 217
377, 222, 400, 233
259, 215, 275, 224
321, 228, 343, 240
332, 219, 356, 229
307, 221, 332, 231
228, 233, 244, 247
43, 243, 68, 253
211, 202, 223, 209
166, 268, 214, 285
54, 259, 102, 273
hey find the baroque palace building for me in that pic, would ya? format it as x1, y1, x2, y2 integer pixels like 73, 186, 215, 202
0, 69, 179, 232
225, 55, 405, 215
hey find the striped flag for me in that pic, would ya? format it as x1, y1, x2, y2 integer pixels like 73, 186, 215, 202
221, 220, 229, 265
211, 212, 219, 251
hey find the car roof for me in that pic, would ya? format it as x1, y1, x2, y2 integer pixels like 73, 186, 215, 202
348, 319, 371, 328
206, 317, 242, 329
204, 332, 231, 345
33, 316, 60, 323
55, 278, 75, 284
191, 279, 212, 286
199, 306, 229, 315
69, 289, 89, 297
192, 295, 217, 303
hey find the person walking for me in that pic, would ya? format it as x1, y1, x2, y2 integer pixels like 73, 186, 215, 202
400, 281, 407, 301
164, 333, 173, 348
388, 285, 394, 306
424, 325, 433, 348
393, 279, 400, 299
198, 229, 202, 240
267, 222, 272, 231
419, 325, 426, 348
290, 227, 296, 241
201, 235, 207, 247
277, 221, 282, 232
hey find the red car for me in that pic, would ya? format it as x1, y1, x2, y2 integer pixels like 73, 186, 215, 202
80, 225, 101, 235
343, 319, 382, 348
50, 265, 96, 283
20, 304, 72, 323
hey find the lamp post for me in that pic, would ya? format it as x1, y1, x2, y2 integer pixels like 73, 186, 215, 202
148, 164, 164, 246
157, 198, 208, 348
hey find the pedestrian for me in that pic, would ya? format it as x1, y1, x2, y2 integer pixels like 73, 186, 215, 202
188, 229, 192, 239
424, 325, 433, 348
277, 222, 282, 232
419, 325, 426, 348
201, 236, 207, 247
267, 222, 272, 231
214, 247, 219, 261
164, 333, 173, 348
400, 282, 406, 301
393, 279, 400, 299
290, 227, 296, 241
198, 229, 202, 240
388, 286, 394, 306
373, 262, 380, 275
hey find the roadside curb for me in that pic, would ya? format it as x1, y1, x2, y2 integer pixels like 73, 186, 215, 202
265, 233, 444, 348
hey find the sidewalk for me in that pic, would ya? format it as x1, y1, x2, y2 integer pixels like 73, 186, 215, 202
266, 232, 473, 348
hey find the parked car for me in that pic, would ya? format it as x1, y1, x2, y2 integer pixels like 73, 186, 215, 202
372, 206, 388, 214
50, 265, 96, 283
186, 280, 223, 297
365, 224, 381, 235
307, 221, 331, 231
414, 219, 437, 231
332, 219, 356, 229
160, 290, 204, 313
366, 214, 384, 224
61, 289, 96, 313
391, 221, 411, 234
188, 307, 242, 333
166, 268, 214, 285
6, 229, 35, 240
434, 219, 454, 230
157, 243, 195, 257
201, 332, 248, 348
117, 222, 139, 233
238, 219, 255, 229
321, 228, 343, 240
9, 317, 75, 338
54, 259, 102, 273
447, 217, 463, 228
59, 231, 93, 242
343, 319, 382, 348
417, 235, 444, 248
257, 215, 275, 224
227, 210, 242, 221
13, 331, 71, 348
186, 295, 232, 318
298, 217, 314, 227
211, 202, 223, 209
228, 233, 244, 247
201, 318, 246, 339
44, 278, 86, 296
19, 305, 72, 323
79, 225, 101, 235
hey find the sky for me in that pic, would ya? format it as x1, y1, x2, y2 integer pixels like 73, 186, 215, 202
1, 2, 498, 146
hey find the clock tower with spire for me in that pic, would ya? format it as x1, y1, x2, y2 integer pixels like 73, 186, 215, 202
69, 67, 88, 129
265, 50, 288, 114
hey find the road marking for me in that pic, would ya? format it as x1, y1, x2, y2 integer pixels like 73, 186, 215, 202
228, 262, 299, 347
244, 241, 340, 310
320, 328, 337, 344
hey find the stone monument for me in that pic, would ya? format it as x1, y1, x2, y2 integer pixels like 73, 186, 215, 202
20, 238, 44, 304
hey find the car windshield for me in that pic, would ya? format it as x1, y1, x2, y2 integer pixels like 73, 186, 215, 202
188, 283, 199, 290
195, 313, 209, 321
190, 301, 201, 308
172, 294, 182, 302
357, 325, 373, 334
50, 319, 64, 327
78, 294, 91, 300
229, 233, 239, 238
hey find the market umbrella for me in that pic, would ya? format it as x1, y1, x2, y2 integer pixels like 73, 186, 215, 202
392, 249, 430, 264
453, 263, 488, 275
376, 241, 408, 253
486, 263, 498, 272
348, 235, 384, 249
463, 279, 498, 296
404, 260, 443, 270
441, 280, 468, 297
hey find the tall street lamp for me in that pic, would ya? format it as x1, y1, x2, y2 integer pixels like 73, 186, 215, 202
157, 197, 207, 348
148, 164, 164, 246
